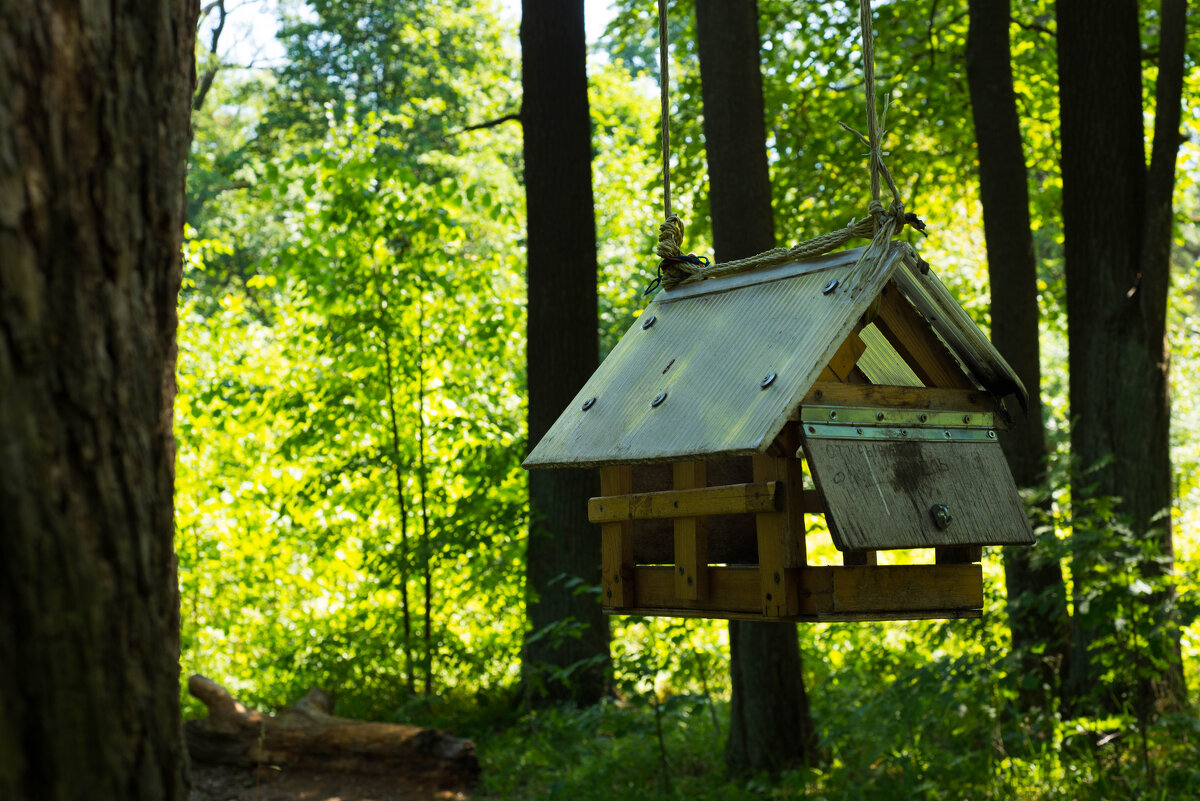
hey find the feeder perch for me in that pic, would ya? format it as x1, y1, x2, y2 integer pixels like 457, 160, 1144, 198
523, 243, 1034, 622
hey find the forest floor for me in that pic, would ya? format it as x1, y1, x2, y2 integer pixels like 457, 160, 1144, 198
188, 764, 472, 801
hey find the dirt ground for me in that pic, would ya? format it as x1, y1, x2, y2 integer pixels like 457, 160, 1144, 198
188, 763, 472, 801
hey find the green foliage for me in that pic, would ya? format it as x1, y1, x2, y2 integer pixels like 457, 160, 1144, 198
176, 3, 1200, 797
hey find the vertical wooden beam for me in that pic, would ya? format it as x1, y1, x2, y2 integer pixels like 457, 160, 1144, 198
672, 461, 708, 600
600, 465, 633, 607
935, 545, 983, 564
842, 550, 878, 566
752, 454, 806, 616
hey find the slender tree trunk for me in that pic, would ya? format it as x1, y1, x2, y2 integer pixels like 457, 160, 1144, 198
520, 0, 609, 707
0, 1, 197, 798
416, 288, 434, 696
377, 265, 415, 695
1057, 0, 1187, 712
695, 0, 818, 772
965, 0, 1071, 710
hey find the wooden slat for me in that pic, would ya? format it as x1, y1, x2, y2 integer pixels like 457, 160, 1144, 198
803, 435, 1035, 550
873, 282, 976, 390
600, 466, 633, 607
588, 481, 779, 523
801, 381, 992, 412
631, 565, 763, 614
673, 461, 708, 600
608, 564, 982, 621
826, 328, 867, 381
602, 606, 982, 623
753, 454, 806, 617
795, 564, 982, 614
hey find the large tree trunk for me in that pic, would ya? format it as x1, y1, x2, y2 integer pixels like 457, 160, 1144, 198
0, 1, 197, 799
695, 0, 818, 772
521, 0, 609, 707
1057, 0, 1187, 712
965, 0, 1071, 710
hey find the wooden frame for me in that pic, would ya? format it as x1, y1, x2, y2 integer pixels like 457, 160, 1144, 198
591, 432, 986, 623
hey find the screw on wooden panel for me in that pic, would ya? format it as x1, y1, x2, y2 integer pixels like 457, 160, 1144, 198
943, 430, 952, 439
919, 413, 928, 422
962, 414, 971, 424
930, 503, 953, 530
651, 392, 668, 407
642, 314, 657, 329
988, 430, 997, 439
829, 410, 838, 420
774, 571, 781, 584
760, 371, 777, 389
807, 426, 816, 434
876, 411, 885, 421
823, 278, 839, 294
582, 397, 596, 410
687, 576, 694, 586
606, 588, 612, 598
856, 427, 863, 435
678, 567, 684, 575
766, 593, 773, 601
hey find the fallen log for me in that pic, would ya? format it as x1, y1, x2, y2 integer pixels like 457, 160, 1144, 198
184, 675, 479, 789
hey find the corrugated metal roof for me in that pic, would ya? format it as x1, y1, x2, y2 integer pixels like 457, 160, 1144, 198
893, 250, 1028, 408
523, 242, 1027, 469
525, 245, 907, 469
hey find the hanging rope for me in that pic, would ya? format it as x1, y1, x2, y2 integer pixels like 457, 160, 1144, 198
650, 0, 926, 293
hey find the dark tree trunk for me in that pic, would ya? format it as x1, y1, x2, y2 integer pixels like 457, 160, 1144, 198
0, 1, 197, 799
695, 0, 818, 772
1057, 0, 1187, 711
520, 0, 609, 707
965, 0, 1071, 710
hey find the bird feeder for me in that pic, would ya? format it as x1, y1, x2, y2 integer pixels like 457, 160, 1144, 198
524, 243, 1034, 622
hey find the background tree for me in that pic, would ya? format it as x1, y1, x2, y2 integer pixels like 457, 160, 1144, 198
694, 0, 818, 772
521, 0, 610, 706
965, 0, 1071, 710
0, 0, 197, 798
1058, 0, 1188, 711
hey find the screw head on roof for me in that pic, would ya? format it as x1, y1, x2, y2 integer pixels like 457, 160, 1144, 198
651, 392, 668, 408
642, 314, 657, 330
760, 371, 777, 389
581, 397, 596, 411
822, 278, 839, 295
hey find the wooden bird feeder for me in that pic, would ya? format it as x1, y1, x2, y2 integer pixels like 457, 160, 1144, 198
524, 243, 1034, 622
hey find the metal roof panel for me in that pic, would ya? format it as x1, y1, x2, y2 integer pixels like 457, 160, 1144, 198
525, 244, 907, 468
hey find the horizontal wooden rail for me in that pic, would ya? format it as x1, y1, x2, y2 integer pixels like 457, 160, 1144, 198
588, 481, 779, 524
603, 564, 983, 622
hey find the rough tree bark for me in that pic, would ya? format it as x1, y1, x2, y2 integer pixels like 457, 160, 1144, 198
521, 0, 609, 707
965, 0, 1071, 709
695, 0, 818, 772
1057, 0, 1188, 711
0, 1, 198, 799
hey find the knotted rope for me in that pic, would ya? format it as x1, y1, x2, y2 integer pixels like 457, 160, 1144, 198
651, 0, 925, 292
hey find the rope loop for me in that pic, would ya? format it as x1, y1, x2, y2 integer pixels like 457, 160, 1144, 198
645, 0, 926, 293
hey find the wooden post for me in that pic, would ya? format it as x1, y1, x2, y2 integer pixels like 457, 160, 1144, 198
672, 461, 708, 600
600, 466, 633, 607
752, 454, 805, 617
